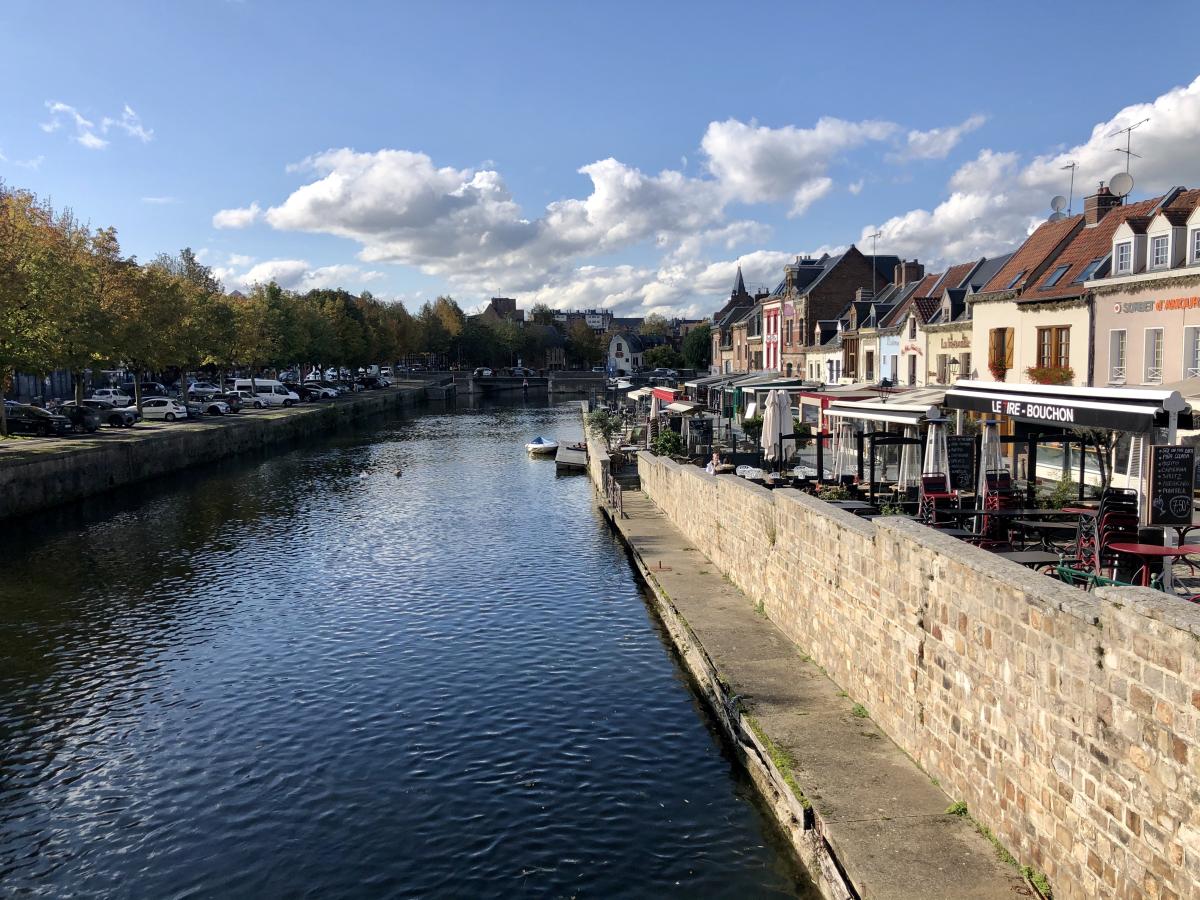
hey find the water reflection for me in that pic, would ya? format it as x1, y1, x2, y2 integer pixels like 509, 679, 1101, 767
0, 400, 812, 897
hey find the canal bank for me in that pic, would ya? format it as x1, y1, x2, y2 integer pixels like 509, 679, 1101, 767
588, 407, 1200, 899
0, 382, 427, 521
581, 417, 1031, 899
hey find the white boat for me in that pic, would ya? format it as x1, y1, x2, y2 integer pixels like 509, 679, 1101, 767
526, 436, 559, 455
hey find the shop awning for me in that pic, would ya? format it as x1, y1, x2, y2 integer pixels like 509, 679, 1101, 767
682, 374, 728, 389
666, 401, 703, 414
944, 380, 1191, 432
825, 398, 942, 427
626, 387, 652, 400
651, 387, 679, 403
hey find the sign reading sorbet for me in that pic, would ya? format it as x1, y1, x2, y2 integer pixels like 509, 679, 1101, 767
1113, 296, 1200, 314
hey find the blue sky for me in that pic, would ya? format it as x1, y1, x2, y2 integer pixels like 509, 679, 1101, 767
4, 0, 1200, 316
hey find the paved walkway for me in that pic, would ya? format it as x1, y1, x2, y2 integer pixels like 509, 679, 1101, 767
609, 489, 1029, 900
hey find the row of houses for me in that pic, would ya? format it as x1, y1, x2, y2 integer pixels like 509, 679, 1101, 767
710, 184, 1200, 395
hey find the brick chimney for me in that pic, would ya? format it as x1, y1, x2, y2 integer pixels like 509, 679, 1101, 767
893, 260, 924, 286
1084, 186, 1122, 226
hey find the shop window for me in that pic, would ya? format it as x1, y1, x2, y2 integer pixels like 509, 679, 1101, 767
1109, 330, 1127, 383
1144, 328, 1164, 384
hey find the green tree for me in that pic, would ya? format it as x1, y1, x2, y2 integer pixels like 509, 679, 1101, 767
643, 345, 684, 370
565, 320, 601, 367
528, 303, 557, 326
639, 313, 671, 337
682, 322, 711, 370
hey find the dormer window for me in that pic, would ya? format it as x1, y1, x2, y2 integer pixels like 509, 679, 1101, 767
1115, 241, 1132, 274
1150, 235, 1170, 270
1192, 229, 1200, 264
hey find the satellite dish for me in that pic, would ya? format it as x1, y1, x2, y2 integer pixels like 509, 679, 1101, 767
1050, 195, 1067, 212
1110, 172, 1134, 197
1048, 211, 1067, 222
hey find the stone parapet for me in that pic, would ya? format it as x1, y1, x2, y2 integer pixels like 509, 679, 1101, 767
638, 451, 1200, 899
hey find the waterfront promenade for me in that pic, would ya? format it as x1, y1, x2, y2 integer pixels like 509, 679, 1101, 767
587, 411, 1200, 898
600, 489, 1024, 898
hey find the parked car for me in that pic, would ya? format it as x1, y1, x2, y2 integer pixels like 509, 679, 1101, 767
380, 366, 393, 377
141, 398, 189, 421
591, 366, 606, 373
91, 387, 133, 407
75, 399, 138, 427
187, 381, 222, 399
4, 402, 73, 436
510, 366, 537, 377
284, 382, 325, 402
212, 392, 243, 413
122, 381, 169, 398
188, 398, 231, 417
472, 367, 494, 377
356, 376, 384, 390
232, 379, 300, 407
229, 389, 263, 408
57, 403, 102, 434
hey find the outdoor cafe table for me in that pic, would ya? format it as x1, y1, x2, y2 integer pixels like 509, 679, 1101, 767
1105, 543, 1200, 587
1012, 520, 1078, 551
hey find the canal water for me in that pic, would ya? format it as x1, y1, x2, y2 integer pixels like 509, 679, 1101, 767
0, 400, 813, 898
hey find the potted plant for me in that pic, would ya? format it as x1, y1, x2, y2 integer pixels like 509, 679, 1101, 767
742, 415, 764, 443
988, 362, 1008, 382
1024, 365, 1074, 386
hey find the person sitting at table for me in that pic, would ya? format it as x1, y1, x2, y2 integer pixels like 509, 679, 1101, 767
705, 452, 721, 475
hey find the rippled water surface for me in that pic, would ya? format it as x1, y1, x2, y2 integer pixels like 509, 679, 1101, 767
0, 400, 812, 898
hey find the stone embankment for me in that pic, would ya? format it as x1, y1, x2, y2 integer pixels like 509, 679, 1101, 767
597, 442, 1200, 900
0, 382, 427, 520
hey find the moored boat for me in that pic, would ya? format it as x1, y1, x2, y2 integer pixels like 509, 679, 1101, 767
526, 436, 559, 455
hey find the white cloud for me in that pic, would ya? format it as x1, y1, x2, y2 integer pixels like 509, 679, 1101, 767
141, 195, 177, 204
212, 201, 262, 229
41, 100, 153, 150
215, 257, 385, 292
701, 116, 897, 214
102, 105, 153, 143
898, 114, 986, 161
863, 76, 1200, 266
0, 148, 42, 170
848, 179, 865, 196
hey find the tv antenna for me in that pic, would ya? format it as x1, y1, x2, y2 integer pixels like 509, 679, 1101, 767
1109, 118, 1150, 174
1060, 161, 1077, 214
867, 229, 882, 298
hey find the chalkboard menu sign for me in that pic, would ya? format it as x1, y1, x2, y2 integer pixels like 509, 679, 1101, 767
1149, 445, 1196, 525
946, 435, 975, 492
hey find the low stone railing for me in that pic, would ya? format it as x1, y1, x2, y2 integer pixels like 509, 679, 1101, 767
637, 451, 1200, 900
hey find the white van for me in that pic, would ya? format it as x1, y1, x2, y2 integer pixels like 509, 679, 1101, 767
232, 379, 299, 408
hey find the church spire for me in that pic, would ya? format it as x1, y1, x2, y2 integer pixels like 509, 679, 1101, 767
731, 264, 746, 298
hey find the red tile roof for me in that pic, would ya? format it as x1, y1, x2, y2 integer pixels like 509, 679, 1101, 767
978, 215, 1083, 295
1022, 189, 1200, 301
936, 261, 978, 293
914, 297, 941, 323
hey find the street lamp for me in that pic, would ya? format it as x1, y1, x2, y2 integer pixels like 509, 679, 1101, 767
947, 357, 961, 382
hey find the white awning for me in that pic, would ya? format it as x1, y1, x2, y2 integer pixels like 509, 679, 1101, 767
666, 401, 702, 414
825, 398, 941, 426
627, 387, 652, 400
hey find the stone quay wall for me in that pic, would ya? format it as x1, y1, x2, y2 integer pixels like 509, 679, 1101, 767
0, 385, 425, 521
637, 451, 1200, 899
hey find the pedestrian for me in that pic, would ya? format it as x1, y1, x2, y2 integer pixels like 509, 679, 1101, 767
705, 451, 721, 475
